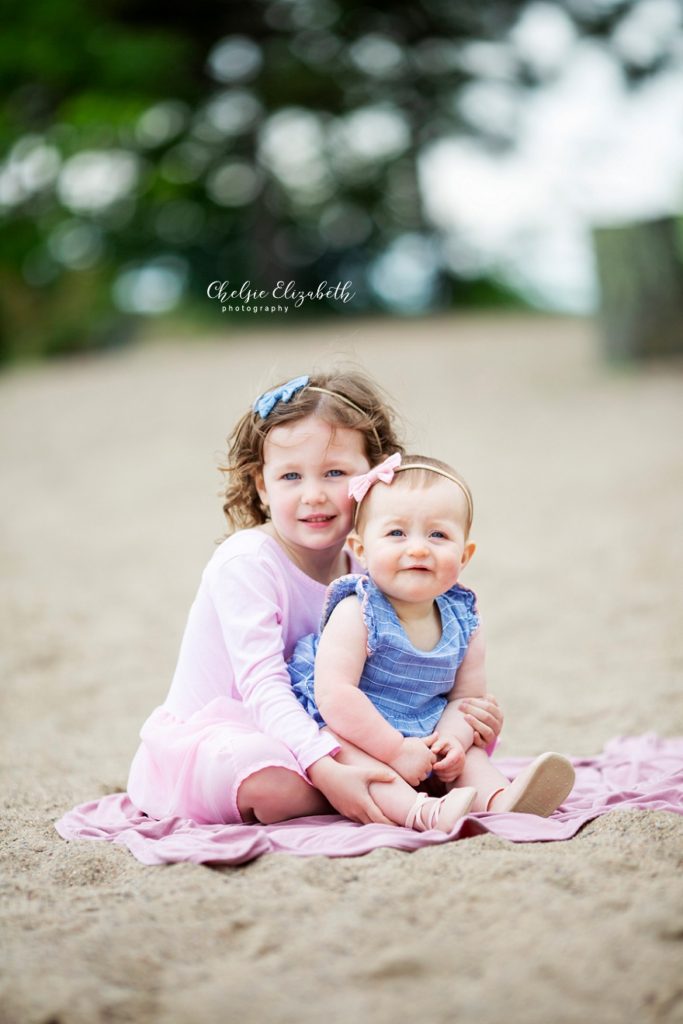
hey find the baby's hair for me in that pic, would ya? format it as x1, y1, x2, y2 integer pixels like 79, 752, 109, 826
221, 369, 404, 533
356, 454, 474, 536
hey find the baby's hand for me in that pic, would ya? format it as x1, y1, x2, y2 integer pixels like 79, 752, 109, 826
429, 734, 467, 783
389, 736, 437, 787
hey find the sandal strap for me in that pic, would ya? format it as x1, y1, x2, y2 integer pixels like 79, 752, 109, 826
485, 787, 505, 812
405, 792, 443, 832
405, 793, 430, 831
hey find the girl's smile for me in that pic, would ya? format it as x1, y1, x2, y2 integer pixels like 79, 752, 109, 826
300, 514, 337, 527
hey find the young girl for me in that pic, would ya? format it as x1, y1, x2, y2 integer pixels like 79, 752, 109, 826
288, 453, 575, 832
126, 373, 503, 827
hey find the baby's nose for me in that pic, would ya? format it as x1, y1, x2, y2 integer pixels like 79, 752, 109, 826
407, 536, 428, 555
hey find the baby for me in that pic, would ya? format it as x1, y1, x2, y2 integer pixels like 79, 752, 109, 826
288, 453, 575, 832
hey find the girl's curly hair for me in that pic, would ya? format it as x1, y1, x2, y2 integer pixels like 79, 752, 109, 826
220, 369, 404, 533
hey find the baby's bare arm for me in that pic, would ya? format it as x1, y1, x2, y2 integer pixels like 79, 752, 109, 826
451, 624, 488, 700
449, 623, 504, 747
314, 598, 404, 764
434, 626, 488, 752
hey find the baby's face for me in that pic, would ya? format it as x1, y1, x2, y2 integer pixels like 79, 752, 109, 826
351, 478, 475, 608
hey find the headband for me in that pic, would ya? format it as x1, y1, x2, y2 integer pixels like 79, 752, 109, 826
252, 375, 382, 452
349, 453, 474, 529
397, 463, 474, 529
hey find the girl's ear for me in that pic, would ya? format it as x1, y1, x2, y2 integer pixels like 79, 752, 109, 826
346, 531, 367, 567
461, 541, 476, 569
254, 471, 268, 506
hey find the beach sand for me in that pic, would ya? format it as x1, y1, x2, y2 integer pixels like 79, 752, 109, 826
1, 314, 682, 1024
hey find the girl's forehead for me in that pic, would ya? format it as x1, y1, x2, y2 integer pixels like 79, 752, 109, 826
264, 415, 367, 457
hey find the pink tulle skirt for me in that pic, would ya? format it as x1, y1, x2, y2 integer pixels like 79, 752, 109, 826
127, 696, 311, 825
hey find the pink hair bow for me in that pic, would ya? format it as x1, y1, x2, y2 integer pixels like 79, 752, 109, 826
348, 452, 402, 503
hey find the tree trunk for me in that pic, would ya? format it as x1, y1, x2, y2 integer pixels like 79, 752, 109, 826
592, 217, 683, 360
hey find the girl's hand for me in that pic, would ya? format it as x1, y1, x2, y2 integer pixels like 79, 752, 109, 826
307, 756, 395, 825
457, 694, 504, 748
389, 736, 437, 787
429, 734, 467, 783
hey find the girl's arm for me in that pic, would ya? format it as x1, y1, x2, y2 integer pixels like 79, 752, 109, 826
208, 554, 340, 769
205, 549, 400, 824
314, 597, 405, 763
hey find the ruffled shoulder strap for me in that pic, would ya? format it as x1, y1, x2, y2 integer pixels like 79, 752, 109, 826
442, 583, 480, 640
320, 573, 378, 655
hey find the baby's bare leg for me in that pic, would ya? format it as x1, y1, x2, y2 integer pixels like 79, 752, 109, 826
450, 747, 575, 816
325, 730, 475, 829
326, 732, 417, 825
449, 746, 510, 811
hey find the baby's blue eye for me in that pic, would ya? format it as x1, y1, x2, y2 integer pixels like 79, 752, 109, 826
431, 531, 447, 539
282, 472, 300, 481
388, 529, 404, 537
326, 469, 344, 477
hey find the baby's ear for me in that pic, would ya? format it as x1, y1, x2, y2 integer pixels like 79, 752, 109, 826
461, 541, 476, 569
346, 531, 366, 566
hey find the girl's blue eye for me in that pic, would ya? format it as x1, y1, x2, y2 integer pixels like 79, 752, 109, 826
282, 472, 300, 481
326, 469, 344, 477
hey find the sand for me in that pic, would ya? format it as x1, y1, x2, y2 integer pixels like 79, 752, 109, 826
1, 313, 682, 1024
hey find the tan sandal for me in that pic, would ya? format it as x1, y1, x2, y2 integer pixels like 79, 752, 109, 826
485, 752, 575, 817
405, 787, 476, 832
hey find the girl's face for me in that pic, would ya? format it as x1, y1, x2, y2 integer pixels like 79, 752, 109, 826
256, 415, 370, 560
349, 478, 475, 609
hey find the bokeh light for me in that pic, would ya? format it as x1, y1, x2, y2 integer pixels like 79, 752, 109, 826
0, 0, 680, 360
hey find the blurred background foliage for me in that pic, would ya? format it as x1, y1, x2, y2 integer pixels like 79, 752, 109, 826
0, 0, 681, 362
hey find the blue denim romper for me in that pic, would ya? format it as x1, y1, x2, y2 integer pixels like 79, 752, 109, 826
288, 574, 480, 738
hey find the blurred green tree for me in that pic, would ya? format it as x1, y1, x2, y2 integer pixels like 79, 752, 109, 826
0, 0, 678, 360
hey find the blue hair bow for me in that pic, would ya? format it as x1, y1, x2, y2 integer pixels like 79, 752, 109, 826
253, 374, 310, 419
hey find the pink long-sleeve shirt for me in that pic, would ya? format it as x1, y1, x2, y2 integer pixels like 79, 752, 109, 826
163, 529, 344, 769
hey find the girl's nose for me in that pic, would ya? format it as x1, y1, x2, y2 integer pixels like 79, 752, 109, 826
302, 483, 326, 505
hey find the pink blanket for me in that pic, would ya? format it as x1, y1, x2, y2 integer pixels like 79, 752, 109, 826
55, 735, 683, 865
